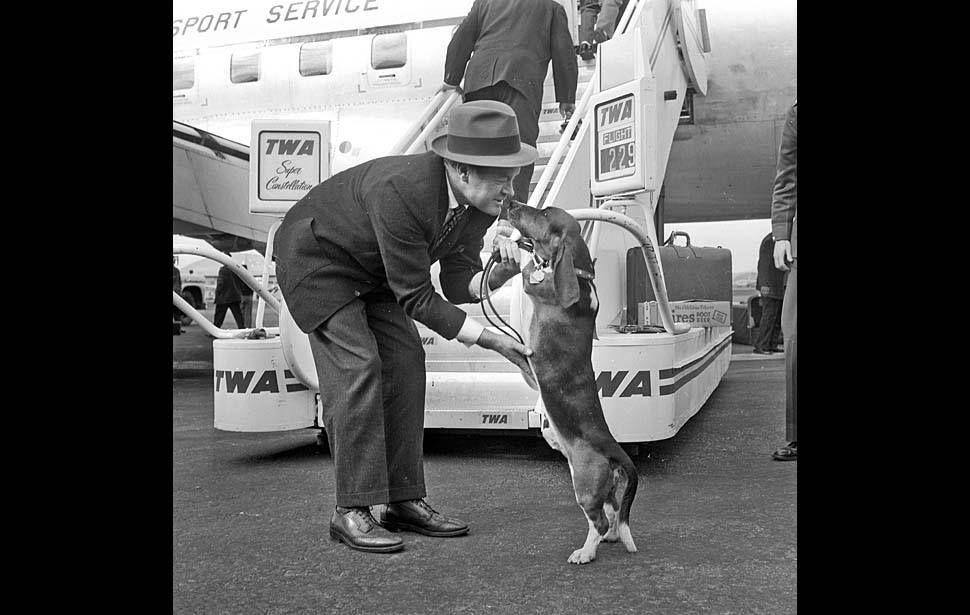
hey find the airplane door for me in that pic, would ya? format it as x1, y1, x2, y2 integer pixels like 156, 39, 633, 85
361, 32, 414, 90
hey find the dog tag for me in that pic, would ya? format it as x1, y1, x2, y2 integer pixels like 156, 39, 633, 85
529, 269, 545, 284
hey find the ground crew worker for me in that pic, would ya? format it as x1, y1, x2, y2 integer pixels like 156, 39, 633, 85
770, 99, 797, 461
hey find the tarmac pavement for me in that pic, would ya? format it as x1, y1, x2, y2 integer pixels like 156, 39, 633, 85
173, 315, 795, 614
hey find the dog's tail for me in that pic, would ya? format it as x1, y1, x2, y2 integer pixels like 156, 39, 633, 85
608, 443, 639, 552
610, 446, 638, 525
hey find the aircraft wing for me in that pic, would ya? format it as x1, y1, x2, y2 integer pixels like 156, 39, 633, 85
173, 121, 275, 252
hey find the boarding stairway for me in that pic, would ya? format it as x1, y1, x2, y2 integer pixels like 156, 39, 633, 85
387, 0, 716, 431
196, 0, 722, 440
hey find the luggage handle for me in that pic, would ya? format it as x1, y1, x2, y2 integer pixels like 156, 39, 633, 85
664, 231, 691, 247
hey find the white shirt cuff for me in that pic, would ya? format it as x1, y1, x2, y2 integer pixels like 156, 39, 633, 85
455, 315, 484, 347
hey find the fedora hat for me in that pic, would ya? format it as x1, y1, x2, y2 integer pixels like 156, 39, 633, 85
431, 100, 538, 167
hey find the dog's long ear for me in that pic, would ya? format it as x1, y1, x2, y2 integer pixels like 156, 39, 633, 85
552, 235, 580, 309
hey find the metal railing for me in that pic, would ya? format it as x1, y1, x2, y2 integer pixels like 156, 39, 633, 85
528, 0, 644, 210
173, 244, 281, 339
569, 206, 689, 335
388, 88, 463, 156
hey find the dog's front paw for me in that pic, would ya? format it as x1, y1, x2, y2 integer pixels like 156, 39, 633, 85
567, 547, 597, 564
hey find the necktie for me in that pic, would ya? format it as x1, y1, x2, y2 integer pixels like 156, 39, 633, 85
429, 205, 469, 255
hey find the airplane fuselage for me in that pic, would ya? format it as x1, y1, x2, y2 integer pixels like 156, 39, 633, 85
173, 0, 795, 246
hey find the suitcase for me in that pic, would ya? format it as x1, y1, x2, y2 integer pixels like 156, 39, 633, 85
626, 231, 732, 324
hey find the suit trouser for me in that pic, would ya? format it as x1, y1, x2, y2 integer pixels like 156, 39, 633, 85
307, 288, 427, 507
240, 296, 253, 328
753, 296, 782, 352
214, 302, 244, 329
464, 82, 540, 204
780, 259, 797, 442
578, 1, 601, 44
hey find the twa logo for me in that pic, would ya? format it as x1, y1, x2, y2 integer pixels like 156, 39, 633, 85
264, 139, 316, 156
215, 369, 309, 394
598, 97, 634, 128
481, 414, 509, 424
595, 370, 652, 397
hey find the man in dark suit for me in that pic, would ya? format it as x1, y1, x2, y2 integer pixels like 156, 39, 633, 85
443, 0, 578, 205
770, 99, 797, 461
274, 101, 537, 553
213, 256, 245, 329
753, 233, 785, 355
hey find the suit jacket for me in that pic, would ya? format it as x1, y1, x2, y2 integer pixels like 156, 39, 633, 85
275, 152, 496, 338
444, 0, 578, 111
215, 265, 242, 304
771, 100, 797, 258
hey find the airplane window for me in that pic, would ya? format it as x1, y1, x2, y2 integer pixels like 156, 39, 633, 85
231, 50, 261, 84
300, 41, 333, 77
371, 33, 407, 70
173, 58, 194, 91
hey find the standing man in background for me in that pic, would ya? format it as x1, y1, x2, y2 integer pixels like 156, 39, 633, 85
213, 255, 245, 330
442, 0, 578, 206
770, 99, 797, 461
753, 233, 785, 355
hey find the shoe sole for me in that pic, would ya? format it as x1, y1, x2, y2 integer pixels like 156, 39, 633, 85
772, 454, 797, 461
379, 520, 469, 537
328, 528, 404, 553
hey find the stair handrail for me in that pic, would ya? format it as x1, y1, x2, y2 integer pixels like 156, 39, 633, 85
405, 89, 462, 155
388, 89, 447, 155
173, 245, 282, 338
528, 73, 597, 210
172, 291, 279, 339
529, 0, 647, 211
388, 88, 463, 156
569, 206, 689, 335
174, 245, 281, 313
615, 0, 644, 38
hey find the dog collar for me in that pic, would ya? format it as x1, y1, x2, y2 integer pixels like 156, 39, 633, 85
531, 253, 595, 280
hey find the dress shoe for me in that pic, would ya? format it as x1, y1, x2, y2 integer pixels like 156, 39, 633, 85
379, 499, 469, 537
329, 506, 404, 553
772, 441, 797, 461
768, 346, 784, 353
752, 348, 772, 355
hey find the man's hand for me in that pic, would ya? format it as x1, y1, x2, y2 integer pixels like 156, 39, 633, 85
492, 220, 521, 264
773, 240, 792, 271
439, 82, 461, 95
476, 329, 537, 390
559, 102, 576, 120
486, 220, 522, 289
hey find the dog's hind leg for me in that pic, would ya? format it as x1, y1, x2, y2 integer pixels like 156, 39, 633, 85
603, 502, 620, 542
566, 449, 612, 564
602, 466, 627, 542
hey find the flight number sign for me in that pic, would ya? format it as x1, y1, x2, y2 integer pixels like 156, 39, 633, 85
595, 94, 637, 182
589, 78, 656, 197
